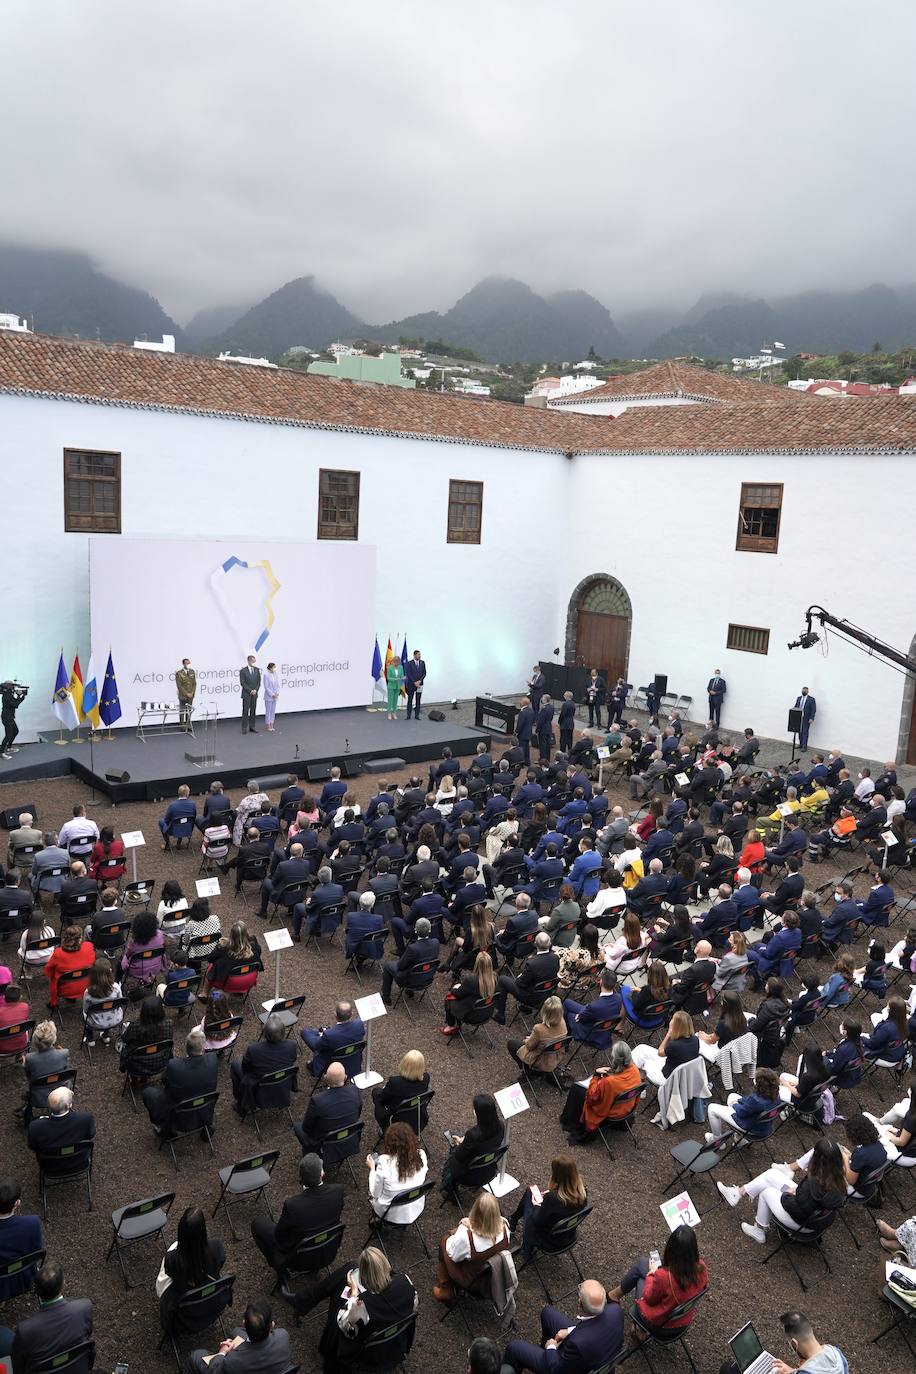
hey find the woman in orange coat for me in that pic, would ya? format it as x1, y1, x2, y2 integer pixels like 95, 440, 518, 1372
44, 925, 95, 1008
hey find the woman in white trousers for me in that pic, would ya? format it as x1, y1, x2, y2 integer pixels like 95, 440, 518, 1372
263, 662, 279, 730
714, 1137, 847, 1244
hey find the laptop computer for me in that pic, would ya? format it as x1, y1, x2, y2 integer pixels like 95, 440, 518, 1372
729, 1322, 775, 1374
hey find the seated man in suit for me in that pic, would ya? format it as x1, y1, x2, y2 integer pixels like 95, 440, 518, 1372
428, 747, 461, 790
258, 842, 313, 917
392, 879, 445, 951
627, 859, 670, 918
7, 812, 44, 873
483, 840, 528, 899
402, 843, 440, 892
821, 879, 861, 947
763, 817, 807, 866
445, 869, 488, 932
189, 1297, 291, 1374
747, 910, 802, 985
343, 891, 385, 965
365, 783, 396, 826
556, 788, 589, 834
504, 1278, 623, 1374
0, 867, 32, 929
26, 1086, 95, 1174
57, 861, 98, 913
442, 834, 479, 895
8, 1260, 94, 1374
158, 783, 197, 850
568, 837, 602, 901
732, 869, 762, 927
381, 917, 440, 1004
512, 770, 545, 817
292, 867, 345, 942
85, 887, 127, 954
300, 999, 365, 1078
854, 795, 888, 841
222, 827, 274, 893
318, 768, 348, 817
642, 824, 674, 867
494, 893, 540, 966
142, 1026, 218, 1139
230, 1014, 298, 1117
493, 931, 560, 1023
0, 1175, 43, 1303
759, 857, 805, 919
563, 968, 621, 1047
251, 1151, 344, 1273
858, 870, 895, 926
28, 833, 69, 899
669, 942, 717, 1013
328, 839, 364, 891
294, 1061, 361, 1156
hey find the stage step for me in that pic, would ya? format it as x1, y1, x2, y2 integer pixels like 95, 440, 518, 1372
364, 756, 406, 773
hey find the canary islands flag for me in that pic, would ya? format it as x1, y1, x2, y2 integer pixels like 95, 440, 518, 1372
69, 654, 84, 723
82, 654, 101, 730
371, 637, 382, 682
100, 651, 122, 728
52, 652, 78, 729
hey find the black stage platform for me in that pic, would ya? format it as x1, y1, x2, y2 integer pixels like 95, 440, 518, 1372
0, 707, 492, 803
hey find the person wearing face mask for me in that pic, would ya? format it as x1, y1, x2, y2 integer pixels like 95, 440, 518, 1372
719, 1309, 847, 1374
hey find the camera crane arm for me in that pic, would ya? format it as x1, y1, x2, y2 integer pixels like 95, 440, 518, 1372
787, 605, 916, 677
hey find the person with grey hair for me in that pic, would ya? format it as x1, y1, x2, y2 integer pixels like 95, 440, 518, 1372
6, 812, 43, 873
28, 832, 69, 897
142, 1024, 217, 1139
230, 1013, 298, 1117
232, 780, 270, 846
293, 865, 344, 942
381, 917, 441, 1004
560, 1039, 642, 1143
493, 930, 560, 1024
343, 890, 384, 965
26, 1086, 95, 1173
251, 1151, 344, 1272
503, 1278, 623, 1373
630, 749, 667, 801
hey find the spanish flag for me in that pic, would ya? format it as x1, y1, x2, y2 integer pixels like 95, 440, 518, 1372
384, 637, 396, 676
69, 653, 84, 723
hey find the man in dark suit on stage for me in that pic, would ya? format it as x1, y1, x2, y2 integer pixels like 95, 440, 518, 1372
251, 1152, 344, 1271
515, 696, 535, 766
240, 654, 262, 734
528, 666, 546, 716
9, 1260, 94, 1374
794, 686, 817, 750
535, 696, 555, 764
404, 650, 426, 720
557, 691, 576, 753
706, 669, 726, 726
585, 669, 606, 729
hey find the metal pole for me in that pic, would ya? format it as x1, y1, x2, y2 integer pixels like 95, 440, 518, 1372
273, 947, 282, 1002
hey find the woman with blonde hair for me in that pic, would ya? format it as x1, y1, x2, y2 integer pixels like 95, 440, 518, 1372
372, 1049, 431, 1133
366, 1122, 429, 1223
631, 1010, 700, 1087
18, 1020, 69, 1121
200, 920, 261, 999
509, 1153, 587, 1261
434, 774, 457, 816
433, 1190, 510, 1305
440, 951, 495, 1036
321, 1244, 417, 1369
507, 995, 567, 1076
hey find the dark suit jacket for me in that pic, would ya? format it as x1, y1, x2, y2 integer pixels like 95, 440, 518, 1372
299, 1083, 362, 1159
27, 1110, 96, 1171
535, 704, 555, 737
271, 857, 313, 892
0, 1210, 43, 1301
516, 949, 561, 992
273, 1182, 344, 1261
308, 1018, 366, 1076
671, 959, 716, 1012
396, 937, 441, 976
545, 1303, 624, 1373
405, 658, 426, 688
58, 876, 98, 905
240, 664, 262, 695
234, 1038, 298, 1112
162, 797, 197, 827
319, 779, 348, 810
11, 1296, 94, 1374
148, 1053, 218, 1128
515, 706, 535, 743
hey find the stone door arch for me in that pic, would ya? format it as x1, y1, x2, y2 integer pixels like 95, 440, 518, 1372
565, 574, 632, 683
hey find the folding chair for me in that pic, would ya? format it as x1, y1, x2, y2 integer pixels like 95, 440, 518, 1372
199, 836, 231, 875
95, 854, 127, 888
517, 1034, 572, 1109
81, 996, 128, 1064
249, 1064, 299, 1138
67, 835, 95, 864
36, 1138, 94, 1222
162, 816, 195, 852
375, 1089, 436, 1149
870, 1283, 916, 1358
122, 878, 155, 910
344, 925, 390, 984
507, 977, 561, 1032
516, 1203, 593, 1302
32, 1339, 96, 1374
268, 880, 311, 927
492, 863, 530, 918
358, 1312, 417, 1366
565, 1018, 620, 1075
238, 855, 271, 905
203, 1014, 244, 1060
59, 892, 98, 925
836, 1157, 892, 1251
273, 1222, 346, 1310
619, 1288, 708, 1373
390, 959, 438, 1020
120, 1039, 175, 1111
107, 1190, 176, 1288
593, 1083, 643, 1159
447, 995, 498, 1059
0, 1016, 36, 1072
440, 1145, 508, 1208
0, 1246, 45, 1298
52, 966, 93, 1030
365, 1179, 436, 1266
159, 1090, 220, 1169
26, 1067, 78, 1121
89, 919, 131, 961
316, 1120, 364, 1185
158, 1273, 236, 1371
761, 1210, 835, 1292
307, 1038, 367, 1093
302, 902, 346, 954
34, 865, 67, 908
161, 973, 202, 1018
221, 959, 265, 1016
213, 1150, 280, 1240
258, 994, 306, 1040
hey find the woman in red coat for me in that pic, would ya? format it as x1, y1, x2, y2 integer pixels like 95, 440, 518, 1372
44, 926, 95, 1008
608, 1224, 708, 1334
738, 828, 765, 877
88, 825, 126, 881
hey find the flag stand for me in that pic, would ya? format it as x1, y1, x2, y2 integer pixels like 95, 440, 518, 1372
70, 727, 83, 746
53, 730, 68, 747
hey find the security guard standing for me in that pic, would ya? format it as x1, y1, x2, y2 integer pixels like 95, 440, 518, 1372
175, 657, 197, 732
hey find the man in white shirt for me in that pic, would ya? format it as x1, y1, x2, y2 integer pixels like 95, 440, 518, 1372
57, 804, 100, 850
854, 770, 875, 804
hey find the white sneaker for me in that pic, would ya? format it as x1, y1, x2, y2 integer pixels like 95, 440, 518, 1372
741, 1222, 767, 1244
704, 1132, 715, 1144
716, 1182, 742, 1207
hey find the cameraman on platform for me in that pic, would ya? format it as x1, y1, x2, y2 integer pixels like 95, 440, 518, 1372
1, 681, 27, 759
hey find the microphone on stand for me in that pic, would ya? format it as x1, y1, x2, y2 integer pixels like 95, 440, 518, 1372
344, 738, 350, 754
294, 744, 299, 759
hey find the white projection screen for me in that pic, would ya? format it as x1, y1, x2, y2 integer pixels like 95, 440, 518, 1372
89, 537, 377, 722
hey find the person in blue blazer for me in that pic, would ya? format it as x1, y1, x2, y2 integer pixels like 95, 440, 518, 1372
158, 786, 197, 849
343, 892, 385, 962
300, 1000, 365, 1078
504, 1280, 624, 1374
821, 881, 860, 946
568, 838, 602, 900
535, 697, 556, 764
793, 687, 816, 750
518, 851, 565, 903
556, 791, 588, 834
642, 826, 674, 866
706, 670, 727, 726
0, 1177, 43, 1301
747, 911, 802, 983
318, 770, 348, 813
292, 868, 344, 941
858, 873, 895, 926
563, 969, 622, 1047
404, 650, 426, 719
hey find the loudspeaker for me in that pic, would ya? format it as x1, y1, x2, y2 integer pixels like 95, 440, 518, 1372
787, 708, 803, 735
428, 709, 446, 722
306, 762, 332, 782
342, 758, 365, 778
653, 674, 668, 698
105, 768, 131, 785
1, 802, 37, 830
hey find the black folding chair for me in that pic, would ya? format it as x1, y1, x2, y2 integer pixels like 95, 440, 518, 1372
308, 1039, 366, 1092
565, 1019, 620, 1074
508, 976, 560, 1031
870, 1282, 916, 1358
121, 1038, 174, 1111
203, 1014, 244, 1060
213, 1150, 280, 1240
18, 935, 61, 981
440, 1145, 508, 1208
81, 996, 128, 1064
36, 1138, 94, 1221
258, 994, 306, 1041
107, 1190, 176, 1288
358, 1313, 417, 1368
447, 995, 498, 1059
273, 1222, 346, 1301
344, 925, 390, 984
302, 902, 346, 954
89, 919, 131, 960
0, 1245, 45, 1296
761, 1210, 835, 1292
517, 1034, 572, 1108
123, 878, 156, 909
0, 1016, 36, 1072
365, 1178, 436, 1266
59, 892, 98, 925
268, 880, 311, 926
492, 863, 530, 917
594, 1083, 643, 1158
375, 1089, 436, 1148
32, 1339, 96, 1374
315, 1120, 364, 1185
34, 866, 67, 908
26, 1067, 78, 1121
390, 959, 439, 1020
52, 966, 94, 1030
158, 1273, 236, 1371
159, 1090, 220, 1169
516, 1203, 593, 1302
239, 855, 271, 903
249, 1064, 299, 1138
619, 1287, 708, 1373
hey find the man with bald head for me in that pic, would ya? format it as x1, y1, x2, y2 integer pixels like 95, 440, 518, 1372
504, 1278, 623, 1373
294, 1061, 361, 1163
27, 1087, 95, 1173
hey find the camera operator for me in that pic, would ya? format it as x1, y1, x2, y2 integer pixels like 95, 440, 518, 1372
1, 681, 27, 759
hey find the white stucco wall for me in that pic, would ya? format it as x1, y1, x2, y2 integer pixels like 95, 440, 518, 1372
562, 450, 916, 761
1, 394, 567, 738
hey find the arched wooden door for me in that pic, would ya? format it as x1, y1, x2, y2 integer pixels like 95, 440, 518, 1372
566, 575, 632, 685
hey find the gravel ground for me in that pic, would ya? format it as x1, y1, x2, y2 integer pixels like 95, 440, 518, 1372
0, 739, 914, 1374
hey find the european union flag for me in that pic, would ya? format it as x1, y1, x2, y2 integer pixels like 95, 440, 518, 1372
99, 650, 122, 727
371, 637, 382, 682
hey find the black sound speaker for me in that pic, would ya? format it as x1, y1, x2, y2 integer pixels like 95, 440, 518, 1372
787, 708, 803, 735
653, 674, 668, 698
105, 768, 131, 785
342, 758, 365, 778
428, 709, 446, 722
1, 802, 37, 830
306, 762, 332, 782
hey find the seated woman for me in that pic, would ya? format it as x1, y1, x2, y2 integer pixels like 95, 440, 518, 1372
439, 951, 495, 1038
200, 920, 261, 999
44, 925, 94, 1009
118, 993, 173, 1082
621, 960, 670, 1030
540, 883, 581, 946
824, 1020, 863, 1090
779, 1045, 831, 1124
636, 799, 663, 843
199, 990, 239, 1053
711, 931, 749, 995
517, 803, 546, 857
447, 906, 494, 976
88, 825, 126, 882
716, 1137, 848, 1244
0, 984, 31, 1059
819, 952, 855, 1009
120, 911, 166, 986
738, 829, 765, 877
81, 955, 124, 1046
698, 990, 749, 1062
603, 912, 647, 977
180, 897, 222, 968
156, 880, 189, 940
289, 794, 321, 835
440, 1092, 503, 1198
17, 912, 57, 977
863, 995, 908, 1065
17, 1020, 68, 1122
838, 1113, 887, 1197
784, 975, 822, 1041
372, 1049, 431, 1134
157, 941, 197, 1012
433, 1191, 510, 1306
608, 1224, 708, 1335
507, 995, 567, 1077
508, 1153, 587, 1262
705, 1066, 781, 1143
560, 1039, 643, 1144
556, 923, 602, 994
320, 1246, 417, 1372
854, 941, 887, 997
666, 853, 697, 907
696, 835, 734, 897
434, 776, 457, 816
883, 1084, 916, 1163
367, 1123, 428, 1224
746, 910, 801, 985
648, 905, 693, 962
631, 1010, 700, 1087
749, 977, 789, 1070
157, 1205, 225, 1330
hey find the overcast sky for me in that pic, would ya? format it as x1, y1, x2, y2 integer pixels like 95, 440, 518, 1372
3, 0, 915, 324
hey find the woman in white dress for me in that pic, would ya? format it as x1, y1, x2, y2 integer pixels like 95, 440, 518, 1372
263, 662, 279, 731
367, 1122, 429, 1224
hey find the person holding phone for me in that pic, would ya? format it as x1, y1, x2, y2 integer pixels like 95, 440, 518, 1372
507, 1154, 587, 1262
606, 1224, 707, 1336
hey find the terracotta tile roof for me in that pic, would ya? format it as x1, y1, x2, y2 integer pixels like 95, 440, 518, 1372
1, 330, 914, 455
548, 359, 811, 406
